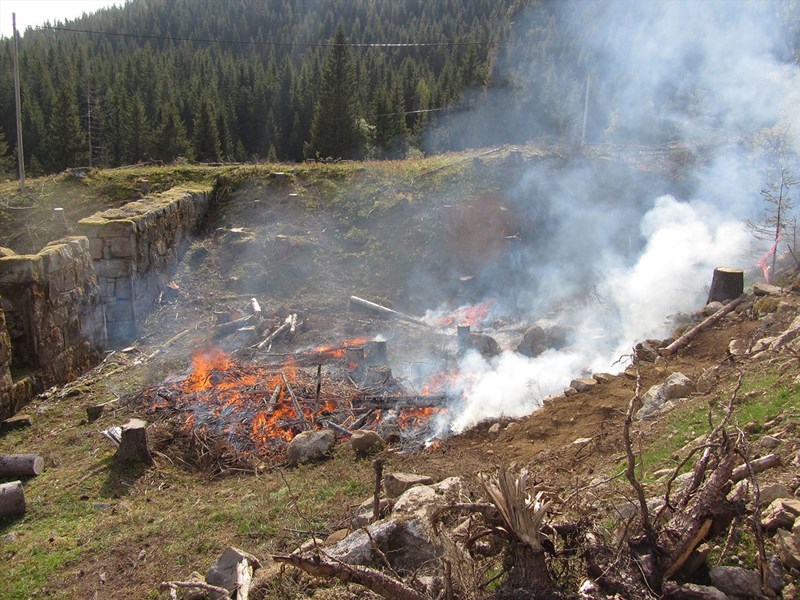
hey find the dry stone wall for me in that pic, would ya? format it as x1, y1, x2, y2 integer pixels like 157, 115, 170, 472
77, 186, 212, 345
0, 237, 106, 419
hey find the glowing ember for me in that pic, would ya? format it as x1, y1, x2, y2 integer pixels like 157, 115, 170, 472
431, 300, 494, 329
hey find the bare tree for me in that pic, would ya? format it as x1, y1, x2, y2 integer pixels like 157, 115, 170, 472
748, 165, 797, 280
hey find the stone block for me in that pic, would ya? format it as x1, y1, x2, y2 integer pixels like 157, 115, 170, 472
96, 259, 132, 279
0, 256, 42, 285
108, 236, 134, 258
78, 218, 136, 238
105, 300, 134, 323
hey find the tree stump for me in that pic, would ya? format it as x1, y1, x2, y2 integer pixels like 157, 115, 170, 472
0, 480, 25, 517
115, 419, 153, 465
707, 267, 744, 304
0, 454, 44, 477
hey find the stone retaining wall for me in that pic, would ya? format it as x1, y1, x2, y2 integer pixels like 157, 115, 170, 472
77, 186, 212, 344
0, 237, 106, 419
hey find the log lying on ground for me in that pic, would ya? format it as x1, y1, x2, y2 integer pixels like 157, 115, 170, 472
0, 454, 44, 477
359, 394, 448, 408
115, 419, 153, 465
0, 414, 32, 434
349, 296, 432, 328
273, 554, 428, 600
0, 480, 25, 517
706, 267, 744, 304
257, 314, 296, 349
660, 295, 745, 357
731, 453, 781, 483
214, 314, 255, 338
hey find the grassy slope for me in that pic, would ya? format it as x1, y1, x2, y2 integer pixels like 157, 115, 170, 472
0, 153, 798, 598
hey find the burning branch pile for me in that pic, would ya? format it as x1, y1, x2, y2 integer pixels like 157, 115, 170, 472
135, 340, 449, 471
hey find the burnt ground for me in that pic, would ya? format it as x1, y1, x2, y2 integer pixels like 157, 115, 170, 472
2, 153, 800, 598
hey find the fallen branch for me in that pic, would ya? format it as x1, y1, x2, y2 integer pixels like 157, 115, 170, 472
282, 371, 309, 430
730, 453, 781, 483
214, 314, 255, 338
272, 554, 429, 600
660, 295, 745, 357
159, 580, 230, 597
257, 316, 293, 349
349, 296, 432, 328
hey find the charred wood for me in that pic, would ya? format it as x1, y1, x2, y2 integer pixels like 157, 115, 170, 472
358, 394, 448, 408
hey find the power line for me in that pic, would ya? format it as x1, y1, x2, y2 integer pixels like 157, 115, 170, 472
47, 25, 504, 48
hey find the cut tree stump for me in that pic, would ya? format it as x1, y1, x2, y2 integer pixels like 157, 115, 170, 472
0, 454, 44, 477
115, 419, 153, 465
0, 414, 32, 434
0, 480, 25, 517
707, 267, 744, 304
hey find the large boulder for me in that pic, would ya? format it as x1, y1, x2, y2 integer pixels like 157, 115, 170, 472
285, 430, 335, 466
516, 324, 569, 358
708, 566, 763, 598
350, 429, 385, 457
637, 372, 694, 420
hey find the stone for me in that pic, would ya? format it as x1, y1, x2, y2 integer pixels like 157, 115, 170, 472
662, 582, 727, 600
181, 572, 207, 600
324, 529, 350, 546
383, 472, 434, 498
753, 283, 783, 296
760, 484, 793, 506
569, 377, 596, 393
704, 301, 724, 316
349, 430, 384, 457
634, 339, 661, 363
516, 324, 568, 358
775, 528, 800, 570
593, 372, 613, 383
326, 518, 437, 573
464, 332, 501, 358
762, 498, 800, 530
728, 339, 747, 357
351, 496, 393, 529
761, 435, 781, 449
487, 422, 501, 437
766, 553, 786, 593
392, 477, 464, 520
285, 430, 335, 467
637, 372, 694, 420
205, 546, 261, 599
708, 566, 763, 598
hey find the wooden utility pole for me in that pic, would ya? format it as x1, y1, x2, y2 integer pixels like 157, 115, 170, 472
12, 13, 25, 190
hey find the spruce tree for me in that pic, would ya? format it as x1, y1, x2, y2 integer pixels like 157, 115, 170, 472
0, 127, 12, 173
309, 25, 363, 159
192, 95, 222, 162
45, 81, 88, 171
153, 103, 192, 162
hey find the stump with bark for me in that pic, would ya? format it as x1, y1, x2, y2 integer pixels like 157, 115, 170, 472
706, 267, 744, 304
115, 419, 153, 465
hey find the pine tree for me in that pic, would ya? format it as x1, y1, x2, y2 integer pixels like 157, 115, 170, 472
0, 127, 12, 173
153, 103, 192, 162
309, 25, 363, 159
192, 94, 222, 162
45, 81, 88, 171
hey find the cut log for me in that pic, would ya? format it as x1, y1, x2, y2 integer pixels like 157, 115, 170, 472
0, 414, 32, 434
257, 316, 292, 349
249, 297, 262, 315
0, 454, 44, 477
706, 267, 744, 304
731, 453, 781, 482
115, 419, 153, 465
0, 480, 25, 517
660, 295, 745, 357
214, 314, 255, 338
349, 296, 432, 328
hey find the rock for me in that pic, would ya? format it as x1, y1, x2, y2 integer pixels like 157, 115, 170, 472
637, 372, 694, 420
762, 498, 800, 530
634, 339, 661, 363
285, 430, 335, 466
392, 477, 464, 520
696, 367, 719, 393
383, 472, 434, 499
326, 518, 437, 573
487, 422, 501, 437
516, 324, 569, 358
324, 529, 350, 546
775, 528, 800, 570
570, 377, 596, 393
766, 553, 786, 593
754, 283, 783, 296
351, 496, 393, 529
462, 332, 501, 358
349, 430, 384, 457
728, 339, 747, 357
761, 435, 781, 449
708, 566, 763, 598
704, 301, 724, 316
205, 546, 262, 600
564, 386, 578, 397
760, 484, 793, 506
593, 372, 613, 383
662, 582, 728, 600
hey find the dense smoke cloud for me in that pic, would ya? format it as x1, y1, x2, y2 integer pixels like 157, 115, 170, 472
435, 0, 800, 432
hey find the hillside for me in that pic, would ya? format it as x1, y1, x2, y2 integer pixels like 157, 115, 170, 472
0, 152, 799, 599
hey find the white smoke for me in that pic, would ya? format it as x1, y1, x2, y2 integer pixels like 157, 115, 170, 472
442, 1, 800, 432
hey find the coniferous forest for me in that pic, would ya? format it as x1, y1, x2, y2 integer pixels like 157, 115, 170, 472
0, 0, 799, 175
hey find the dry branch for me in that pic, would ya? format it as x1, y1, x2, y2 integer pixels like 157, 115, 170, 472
281, 371, 309, 430
730, 453, 781, 482
159, 580, 230, 597
660, 295, 745, 356
214, 314, 255, 338
272, 554, 429, 600
349, 295, 432, 328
